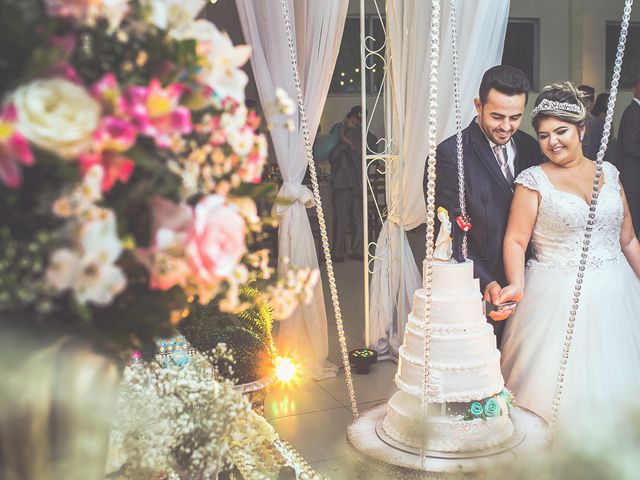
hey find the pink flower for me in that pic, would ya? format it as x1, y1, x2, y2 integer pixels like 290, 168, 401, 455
94, 116, 137, 152
79, 151, 134, 192
186, 195, 246, 284
0, 105, 34, 188
142, 195, 246, 301
127, 79, 192, 148
142, 197, 193, 291
92, 73, 128, 117
45, 0, 130, 29
78, 116, 137, 192
45, 0, 95, 19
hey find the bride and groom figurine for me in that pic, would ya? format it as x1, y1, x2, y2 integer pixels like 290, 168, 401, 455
431, 65, 640, 429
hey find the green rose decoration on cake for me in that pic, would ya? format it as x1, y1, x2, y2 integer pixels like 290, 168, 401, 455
470, 402, 484, 417
484, 398, 501, 417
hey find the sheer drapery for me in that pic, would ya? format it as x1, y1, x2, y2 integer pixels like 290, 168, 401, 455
369, 0, 510, 354
235, 0, 348, 379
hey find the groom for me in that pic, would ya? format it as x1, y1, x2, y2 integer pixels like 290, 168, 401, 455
433, 65, 542, 346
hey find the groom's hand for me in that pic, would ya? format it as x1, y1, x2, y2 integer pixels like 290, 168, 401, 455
483, 281, 510, 321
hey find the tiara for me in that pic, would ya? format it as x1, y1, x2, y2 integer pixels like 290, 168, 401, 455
530, 99, 582, 117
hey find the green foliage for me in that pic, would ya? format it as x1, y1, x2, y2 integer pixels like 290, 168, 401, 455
179, 287, 276, 384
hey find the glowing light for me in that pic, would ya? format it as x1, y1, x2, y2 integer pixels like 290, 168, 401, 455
372, 68, 377, 73
340, 81, 345, 86
349, 78, 354, 83
274, 356, 297, 384
355, 68, 360, 73
340, 72, 346, 77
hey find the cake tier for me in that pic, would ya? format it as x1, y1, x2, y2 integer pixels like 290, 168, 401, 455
382, 390, 514, 452
409, 288, 485, 333
396, 349, 505, 403
423, 259, 478, 295
403, 322, 498, 366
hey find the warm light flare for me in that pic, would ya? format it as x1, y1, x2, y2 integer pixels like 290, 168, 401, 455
274, 356, 297, 384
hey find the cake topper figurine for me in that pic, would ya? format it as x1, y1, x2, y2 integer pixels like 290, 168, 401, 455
434, 207, 453, 261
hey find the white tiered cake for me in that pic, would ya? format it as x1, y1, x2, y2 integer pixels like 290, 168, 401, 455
381, 259, 514, 452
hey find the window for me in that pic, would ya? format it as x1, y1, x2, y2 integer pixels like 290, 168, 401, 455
501, 19, 539, 91
606, 22, 640, 89
329, 15, 385, 95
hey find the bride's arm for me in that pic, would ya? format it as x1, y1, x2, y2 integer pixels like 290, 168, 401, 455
619, 183, 640, 278
500, 185, 539, 303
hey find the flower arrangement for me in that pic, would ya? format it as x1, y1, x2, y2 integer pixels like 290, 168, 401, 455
109, 346, 285, 479
0, 0, 309, 358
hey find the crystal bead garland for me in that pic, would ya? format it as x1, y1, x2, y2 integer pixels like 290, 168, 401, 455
449, 0, 468, 259
273, 439, 324, 480
421, 0, 442, 465
548, 0, 634, 432
278, 0, 359, 419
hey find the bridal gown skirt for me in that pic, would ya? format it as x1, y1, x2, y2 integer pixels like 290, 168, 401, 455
501, 256, 640, 430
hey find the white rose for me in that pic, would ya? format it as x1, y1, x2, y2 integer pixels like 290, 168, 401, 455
12, 78, 101, 160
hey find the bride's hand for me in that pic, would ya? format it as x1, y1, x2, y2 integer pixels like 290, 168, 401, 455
499, 284, 524, 304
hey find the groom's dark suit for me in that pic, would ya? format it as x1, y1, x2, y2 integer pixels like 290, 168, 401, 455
433, 119, 542, 345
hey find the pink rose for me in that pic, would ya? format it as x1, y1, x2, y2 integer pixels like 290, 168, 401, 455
141, 197, 193, 291
186, 195, 246, 284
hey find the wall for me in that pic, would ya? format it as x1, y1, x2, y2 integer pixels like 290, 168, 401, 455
209, 0, 638, 152
509, 0, 640, 135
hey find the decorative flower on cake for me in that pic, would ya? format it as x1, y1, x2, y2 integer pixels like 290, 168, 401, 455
0, 0, 311, 358
484, 398, 501, 417
470, 402, 484, 417
465, 390, 514, 421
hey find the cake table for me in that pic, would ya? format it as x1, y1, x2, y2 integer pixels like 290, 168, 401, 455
347, 403, 548, 478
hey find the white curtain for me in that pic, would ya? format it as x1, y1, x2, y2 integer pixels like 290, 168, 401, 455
236, 0, 348, 380
368, 0, 510, 354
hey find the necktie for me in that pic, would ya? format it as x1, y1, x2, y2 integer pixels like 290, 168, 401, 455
494, 144, 514, 185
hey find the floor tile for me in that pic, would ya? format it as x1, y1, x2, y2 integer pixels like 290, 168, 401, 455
264, 381, 343, 420
309, 455, 357, 480
316, 359, 397, 407
269, 407, 354, 463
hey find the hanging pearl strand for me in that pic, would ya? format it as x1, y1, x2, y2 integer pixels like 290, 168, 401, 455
273, 439, 324, 480
549, 0, 634, 432
421, 0, 441, 464
449, 0, 467, 259
279, 0, 359, 419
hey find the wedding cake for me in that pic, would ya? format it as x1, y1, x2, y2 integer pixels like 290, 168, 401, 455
381, 258, 514, 452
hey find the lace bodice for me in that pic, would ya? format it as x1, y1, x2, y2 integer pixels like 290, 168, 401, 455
515, 162, 625, 270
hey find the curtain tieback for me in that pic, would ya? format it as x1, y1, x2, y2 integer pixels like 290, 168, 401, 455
274, 182, 316, 216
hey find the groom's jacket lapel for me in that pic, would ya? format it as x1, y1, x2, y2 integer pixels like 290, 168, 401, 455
468, 121, 513, 198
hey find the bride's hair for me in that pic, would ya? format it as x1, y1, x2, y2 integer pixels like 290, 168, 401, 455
531, 82, 588, 131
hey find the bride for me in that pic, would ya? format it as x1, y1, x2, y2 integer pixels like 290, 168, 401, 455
499, 82, 640, 428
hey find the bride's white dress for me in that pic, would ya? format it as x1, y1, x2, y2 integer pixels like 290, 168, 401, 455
501, 161, 640, 428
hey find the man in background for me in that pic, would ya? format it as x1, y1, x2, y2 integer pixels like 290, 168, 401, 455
618, 75, 640, 235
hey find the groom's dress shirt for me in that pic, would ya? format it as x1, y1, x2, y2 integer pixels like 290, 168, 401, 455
476, 118, 516, 184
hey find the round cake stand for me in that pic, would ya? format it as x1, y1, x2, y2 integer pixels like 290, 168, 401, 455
346, 403, 549, 478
